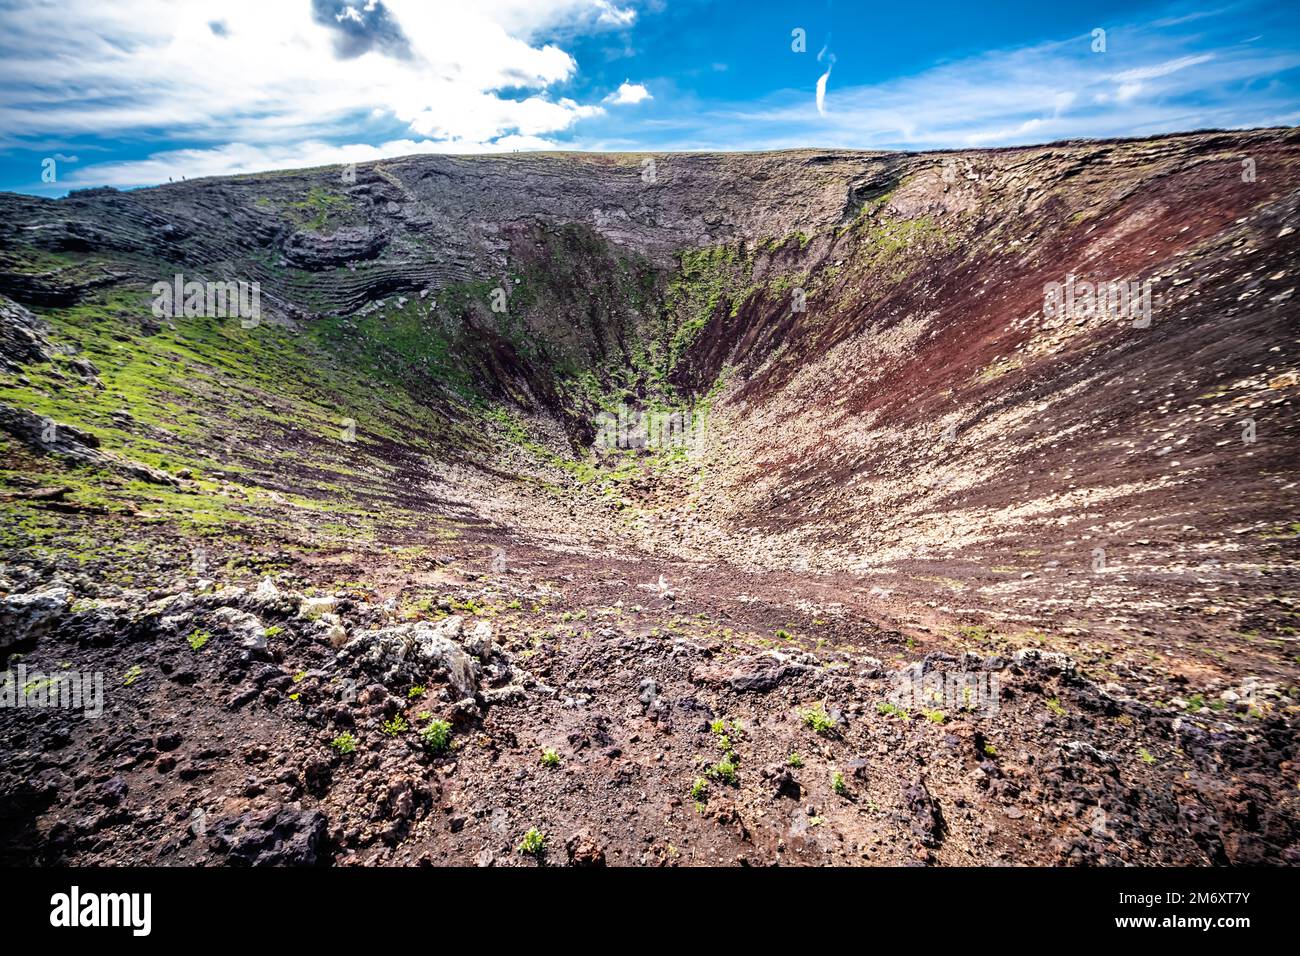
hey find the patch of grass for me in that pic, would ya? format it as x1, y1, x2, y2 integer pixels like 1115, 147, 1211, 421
408, 684, 426, 698
1138, 747, 1156, 765
1045, 697, 1066, 717
518, 827, 546, 856
330, 732, 357, 754
876, 701, 909, 719
921, 708, 946, 724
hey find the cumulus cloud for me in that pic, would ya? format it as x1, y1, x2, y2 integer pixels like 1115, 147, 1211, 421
311, 0, 413, 60
0, 0, 633, 179
605, 80, 651, 105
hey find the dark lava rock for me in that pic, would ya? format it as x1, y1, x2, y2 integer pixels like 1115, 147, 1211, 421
690, 654, 809, 692
210, 804, 328, 866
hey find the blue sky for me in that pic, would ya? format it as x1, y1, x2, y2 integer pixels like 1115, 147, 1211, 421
1, 0, 1297, 195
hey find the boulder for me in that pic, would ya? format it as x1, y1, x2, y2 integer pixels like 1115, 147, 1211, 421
0, 586, 71, 650
343, 617, 481, 699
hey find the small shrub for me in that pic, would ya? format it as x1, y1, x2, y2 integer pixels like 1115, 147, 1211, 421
518, 827, 546, 856
786, 752, 803, 768
707, 756, 738, 785
709, 719, 728, 735
1138, 747, 1156, 765
421, 719, 452, 753
187, 629, 210, 651
408, 685, 426, 698
330, 732, 357, 754
122, 665, 143, 686
690, 777, 708, 800
876, 701, 909, 719
540, 747, 561, 767
1046, 697, 1066, 717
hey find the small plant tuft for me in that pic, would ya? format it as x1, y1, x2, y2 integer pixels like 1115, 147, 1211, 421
801, 705, 835, 735
382, 715, 409, 736
330, 732, 357, 754
518, 827, 546, 856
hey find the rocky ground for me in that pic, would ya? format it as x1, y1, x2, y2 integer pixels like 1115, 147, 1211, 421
0, 129, 1297, 866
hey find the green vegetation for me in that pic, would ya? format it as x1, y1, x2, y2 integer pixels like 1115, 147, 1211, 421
421, 718, 453, 754
786, 752, 803, 768
690, 777, 709, 800
122, 665, 143, 686
518, 827, 546, 856
801, 705, 836, 735
706, 756, 738, 785
832, 771, 848, 796
540, 747, 561, 768
1046, 697, 1067, 717
876, 701, 909, 720
381, 715, 408, 736
330, 732, 357, 754
186, 629, 210, 651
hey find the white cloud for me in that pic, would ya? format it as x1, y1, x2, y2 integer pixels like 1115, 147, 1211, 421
61, 136, 568, 187
815, 47, 835, 117
661, 19, 1300, 152
1112, 53, 1215, 83
0, 1, 628, 152
605, 80, 651, 105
